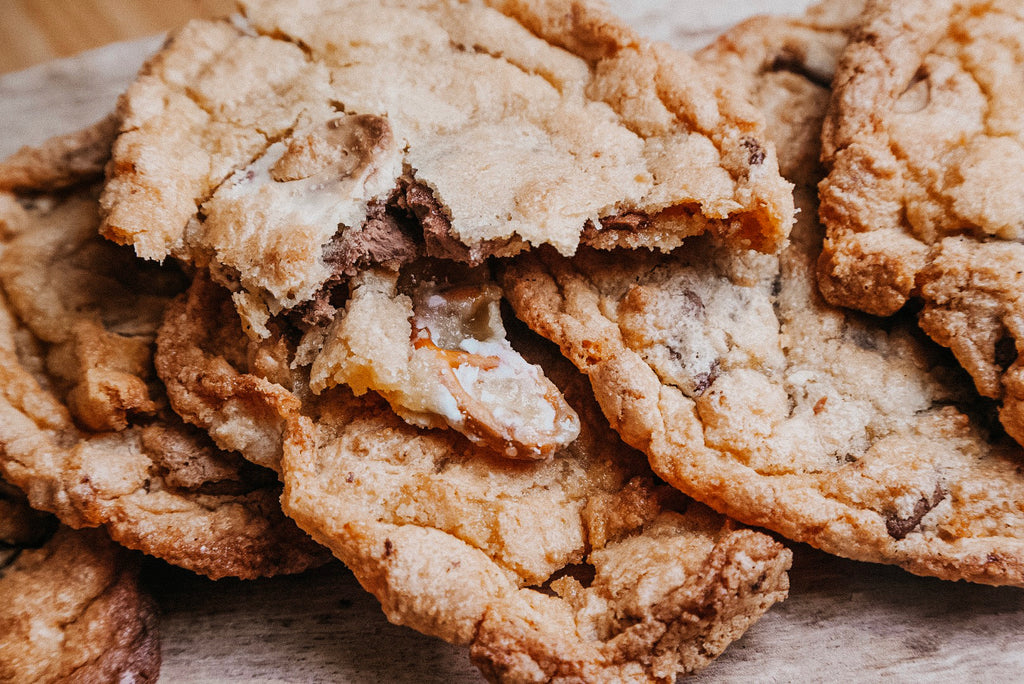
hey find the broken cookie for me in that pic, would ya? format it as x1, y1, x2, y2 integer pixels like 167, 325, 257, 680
152, 266, 791, 680
303, 263, 581, 459
817, 0, 1024, 445
100, 0, 793, 329
286, 324, 792, 680
99, 0, 797, 458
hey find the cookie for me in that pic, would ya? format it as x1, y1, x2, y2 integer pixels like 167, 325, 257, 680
100, 0, 794, 342
155, 269, 791, 680
1, 479, 161, 682
0, 125, 329, 579
304, 263, 585, 459
155, 272, 305, 473
817, 0, 1024, 445
0, 113, 119, 194
502, 6, 1024, 586
286, 330, 790, 682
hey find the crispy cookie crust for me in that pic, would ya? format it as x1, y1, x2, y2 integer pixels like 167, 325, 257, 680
1, 481, 161, 683
156, 273, 302, 473
0, 125, 328, 579
817, 0, 1024, 445
100, 0, 793, 334
503, 7, 1024, 587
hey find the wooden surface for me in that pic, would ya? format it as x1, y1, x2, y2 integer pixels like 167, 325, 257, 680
148, 546, 1024, 682
2, 1, 1024, 681
0, 0, 235, 74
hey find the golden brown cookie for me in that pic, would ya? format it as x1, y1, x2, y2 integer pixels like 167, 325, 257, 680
1, 479, 161, 683
0, 127, 328, 579
817, 0, 1024, 445
100, 0, 793, 342
159, 263, 583, 464
283, 331, 790, 682
0, 113, 119, 194
502, 6, 1024, 587
156, 271, 792, 680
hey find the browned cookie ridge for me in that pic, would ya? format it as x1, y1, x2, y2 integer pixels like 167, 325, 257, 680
817, 0, 1024, 445
0, 122, 329, 579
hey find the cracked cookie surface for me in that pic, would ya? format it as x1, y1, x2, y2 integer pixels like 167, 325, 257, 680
100, 0, 793, 338
503, 4, 1024, 586
0, 126, 328, 579
1, 479, 161, 683
817, 0, 1024, 445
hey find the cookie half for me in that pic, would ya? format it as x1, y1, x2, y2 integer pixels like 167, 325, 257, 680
0, 123, 329, 579
100, 0, 793, 338
817, 0, 1024, 445
1, 479, 161, 683
503, 5, 1024, 586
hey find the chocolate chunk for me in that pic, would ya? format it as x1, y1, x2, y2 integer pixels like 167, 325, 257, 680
599, 212, 651, 232
401, 181, 475, 262
885, 484, 946, 540
767, 48, 833, 89
288, 289, 339, 330
324, 199, 419, 278
295, 195, 422, 330
580, 212, 655, 245
682, 289, 705, 317
741, 137, 766, 166
692, 360, 721, 396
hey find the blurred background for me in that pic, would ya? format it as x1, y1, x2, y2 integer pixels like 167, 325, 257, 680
0, 0, 234, 74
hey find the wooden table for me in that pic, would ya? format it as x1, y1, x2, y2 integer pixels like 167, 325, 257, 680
0, 0, 234, 74
2, 1, 1024, 680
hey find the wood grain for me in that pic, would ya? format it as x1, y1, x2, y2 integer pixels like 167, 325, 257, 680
147, 545, 1024, 681
0, 0, 235, 74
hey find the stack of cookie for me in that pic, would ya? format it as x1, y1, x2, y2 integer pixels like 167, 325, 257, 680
1, 0, 1022, 680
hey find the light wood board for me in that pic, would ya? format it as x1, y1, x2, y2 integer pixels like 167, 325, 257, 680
0, 0, 235, 74
2, 1, 1023, 681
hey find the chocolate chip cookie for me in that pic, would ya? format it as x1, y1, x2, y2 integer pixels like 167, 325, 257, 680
1, 479, 161, 682
817, 0, 1024, 445
100, 0, 793, 340
155, 268, 792, 680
